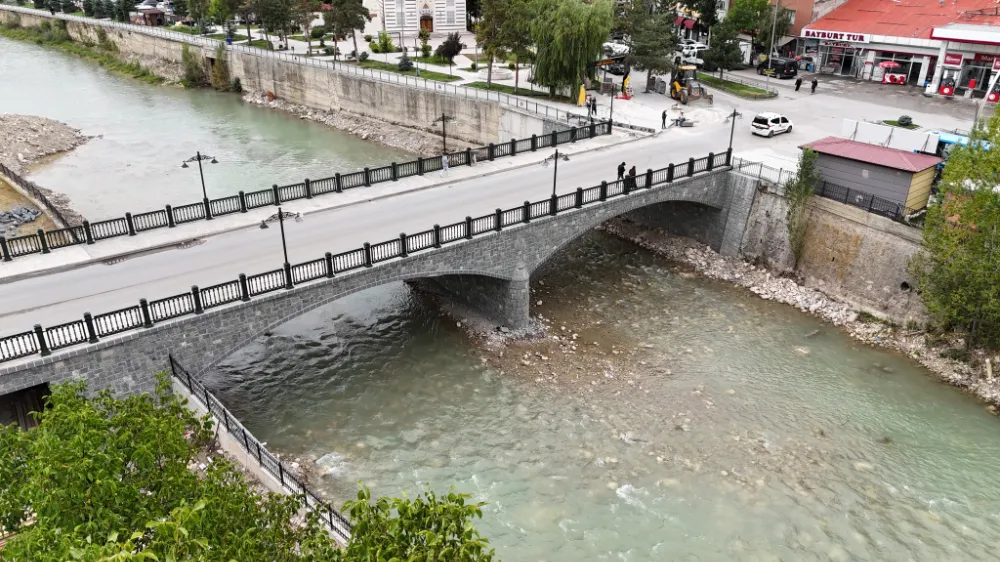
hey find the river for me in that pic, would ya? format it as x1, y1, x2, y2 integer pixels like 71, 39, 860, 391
0, 37, 410, 219
207, 231, 1000, 562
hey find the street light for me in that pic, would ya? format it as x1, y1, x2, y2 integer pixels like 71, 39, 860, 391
259, 208, 303, 289
724, 108, 743, 152
181, 151, 218, 220
431, 113, 456, 153
541, 149, 570, 196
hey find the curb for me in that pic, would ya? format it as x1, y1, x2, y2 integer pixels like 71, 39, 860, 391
0, 133, 652, 285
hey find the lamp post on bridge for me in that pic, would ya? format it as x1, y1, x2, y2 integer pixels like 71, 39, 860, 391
181, 151, 217, 220
724, 108, 742, 153
542, 149, 570, 196
260, 207, 303, 289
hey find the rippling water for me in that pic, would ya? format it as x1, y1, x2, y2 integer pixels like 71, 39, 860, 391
211, 233, 1000, 561
0, 37, 410, 219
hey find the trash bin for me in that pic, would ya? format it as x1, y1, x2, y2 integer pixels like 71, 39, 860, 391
655, 78, 667, 94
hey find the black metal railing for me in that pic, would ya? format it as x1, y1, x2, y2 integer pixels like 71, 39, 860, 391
0, 161, 75, 230
730, 156, 797, 187
168, 355, 352, 544
0, 149, 731, 364
815, 181, 924, 223
0, 122, 613, 263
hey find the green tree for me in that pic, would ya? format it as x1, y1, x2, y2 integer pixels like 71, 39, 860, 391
703, 18, 742, 78
325, 0, 370, 60
910, 114, 1000, 349
785, 148, 818, 268
60, 0, 75, 13
466, 0, 480, 29
210, 0, 241, 27
475, 0, 507, 87
681, 0, 717, 27
435, 31, 465, 74
172, 0, 188, 17
727, 0, 791, 54
293, 0, 321, 53
398, 48, 414, 71
531, 0, 613, 96
419, 25, 431, 57
83, 0, 95, 16
239, 0, 256, 43
188, 0, 211, 29
626, 0, 676, 92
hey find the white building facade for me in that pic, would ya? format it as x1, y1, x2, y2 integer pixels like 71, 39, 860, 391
364, 0, 466, 36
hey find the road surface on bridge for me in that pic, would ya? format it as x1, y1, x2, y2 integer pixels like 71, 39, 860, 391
0, 131, 727, 335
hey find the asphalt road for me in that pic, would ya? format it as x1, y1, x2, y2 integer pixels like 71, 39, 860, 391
0, 132, 730, 335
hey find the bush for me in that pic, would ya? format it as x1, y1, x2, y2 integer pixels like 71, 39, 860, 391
324, 46, 336, 56
508, 62, 514, 70
359, 51, 368, 61
310, 25, 326, 39
231, 76, 242, 92
370, 42, 380, 53
364, 34, 373, 42
421, 43, 431, 58
181, 43, 206, 86
398, 51, 413, 71
471, 61, 477, 71
898, 115, 913, 127
376, 30, 395, 53
210, 44, 230, 91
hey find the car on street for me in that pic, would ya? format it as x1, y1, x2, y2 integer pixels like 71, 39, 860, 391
751, 112, 793, 137
679, 38, 708, 50
756, 57, 798, 78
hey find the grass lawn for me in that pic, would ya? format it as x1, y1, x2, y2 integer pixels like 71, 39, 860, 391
206, 33, 248, 41
415, 55, 452, 65
288, 34, 332, 42
883, 119, 919, 130
169, 26, 203, 35
358, 60, 462, 82
696, 73, 775, 98
246, 39, 274, 50
465, 81, 570, 102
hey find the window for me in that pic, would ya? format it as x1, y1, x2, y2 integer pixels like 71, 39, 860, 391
395, 0, 404, 26
770, 118, 780, 125
446, 0, 455, 24
753, 116, 770, 126
780, 117, 789, 124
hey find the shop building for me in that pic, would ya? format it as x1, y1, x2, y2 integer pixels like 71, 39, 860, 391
799, 0, 1000, 99
365, 0, 466, 35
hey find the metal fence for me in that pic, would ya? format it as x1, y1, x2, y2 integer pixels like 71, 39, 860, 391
0, 162, 74, 230
0, 149, 731, 364
0, 4, 588, 126
730, 156, 797, 187
0, 121, 612, 262
168, 355, 352, 544
815, 181, 923, 223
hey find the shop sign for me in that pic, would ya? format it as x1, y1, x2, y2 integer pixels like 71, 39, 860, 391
973, 53, 996, 63
821, 41, 857, 49
943, 52, 965, 67
802, 29, 869, 43
994, 58, 1000, 71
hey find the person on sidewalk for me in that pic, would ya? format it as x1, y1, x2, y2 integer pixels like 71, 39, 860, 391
441, 153, 450, 177
811, 78, 818, 94
795, 77, 802, 91
591, 98, 598, 117
617, 162, 626, 180
627, 165, 637, 189
662, 110, 667, 129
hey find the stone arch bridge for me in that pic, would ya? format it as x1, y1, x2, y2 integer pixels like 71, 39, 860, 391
0, 155, 759, 398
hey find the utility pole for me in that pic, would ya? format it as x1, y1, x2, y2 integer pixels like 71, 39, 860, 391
766, 0, 779, 91
726, 108, 742, 152
610, 83, 616, 124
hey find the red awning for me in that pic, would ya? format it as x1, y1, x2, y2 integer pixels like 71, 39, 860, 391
684, 19, 696, 29
674, 16, 684, 26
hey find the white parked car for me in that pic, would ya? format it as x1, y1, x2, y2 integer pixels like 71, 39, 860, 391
751, 112, 793, 137
678, 38, 709, 50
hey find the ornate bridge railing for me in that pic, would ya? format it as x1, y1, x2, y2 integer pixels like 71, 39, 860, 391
0, 149, 731, 364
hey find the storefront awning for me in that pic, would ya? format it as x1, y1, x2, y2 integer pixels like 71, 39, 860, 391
674, 16, 684, 26
775, 36, 796, 47
684, 19, 696, 30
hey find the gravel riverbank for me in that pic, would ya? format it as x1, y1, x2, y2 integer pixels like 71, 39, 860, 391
602, 217, 1000, 410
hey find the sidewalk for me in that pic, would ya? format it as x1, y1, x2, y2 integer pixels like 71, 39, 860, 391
0, 131, 634, 282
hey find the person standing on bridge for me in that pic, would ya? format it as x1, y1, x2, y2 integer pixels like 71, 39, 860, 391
441, 153, 450, 177
617, 162, 626, 180
627, 165, 637, 189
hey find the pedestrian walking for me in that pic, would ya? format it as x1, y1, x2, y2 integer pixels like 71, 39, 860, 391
440, 153, 450, 177
617, 162, 626, 180
591, 98, 598, 117
810, 78, 818, 94
661, 110, 667, 129
628, 165, 637, 189
795, 77, 802, 91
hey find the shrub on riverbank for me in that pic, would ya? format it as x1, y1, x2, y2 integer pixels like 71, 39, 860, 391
181, 42, 207, 86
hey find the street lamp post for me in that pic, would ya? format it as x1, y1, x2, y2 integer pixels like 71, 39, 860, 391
609, 83, 616, 125
542, 149, 570, 196
259, 208, 303, 289
181, 151, 218, 220
765, 0, 779, 90
432, 113, 455, 153
725, 108, 742, 152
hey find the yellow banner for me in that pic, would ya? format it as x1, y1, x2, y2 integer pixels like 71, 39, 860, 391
578, 85, 586, 106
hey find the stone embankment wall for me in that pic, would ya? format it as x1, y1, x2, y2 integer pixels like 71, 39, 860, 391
739, 180, 926, 325
0, 9, 560, 147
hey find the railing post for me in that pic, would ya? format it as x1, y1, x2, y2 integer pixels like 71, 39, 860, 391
305, 178, 313, 198
391, 163, 398, 181
687, 157, 695, 177
239, 191, 248, 212
203, 196, 213, 220
590, 123, 596, 137
465, 216, 474, 239
624, 176, 631, 195
523, 200, 531, 223
125, 213, 137, 236
645, 168, 653, 189
571, 127, 577, 143
726, 147, 733, 166
0, 237, 10, 262
192, 285, 204, 314
83, 312, 98, 343
495, 208, 503, 231
550, 194, 558, 215
83, 220, 95, 244
37, 229, 50, 254
283, 262, 293, 289
34, 324, 50, 356
399, 233, 408, 257
363, 242, 373, 266
531, 134, 537, 151
600, 181, 608, 201
364, 167, 371, 187
667, 164, 675, 183
324, 252, 335, 277
166, 205, 176, 227
433, 224, 441, 247
576, 187, 583, 208
139, 298, 153, 327
272, 184, 281, 205
707, 152, 715, 171
335, 172, 343, 192
238, 273, 251, 301
417, 157, 424, 176
488, 143, 495, 161
551, 130, 557, 147
466, 147, 473, 166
